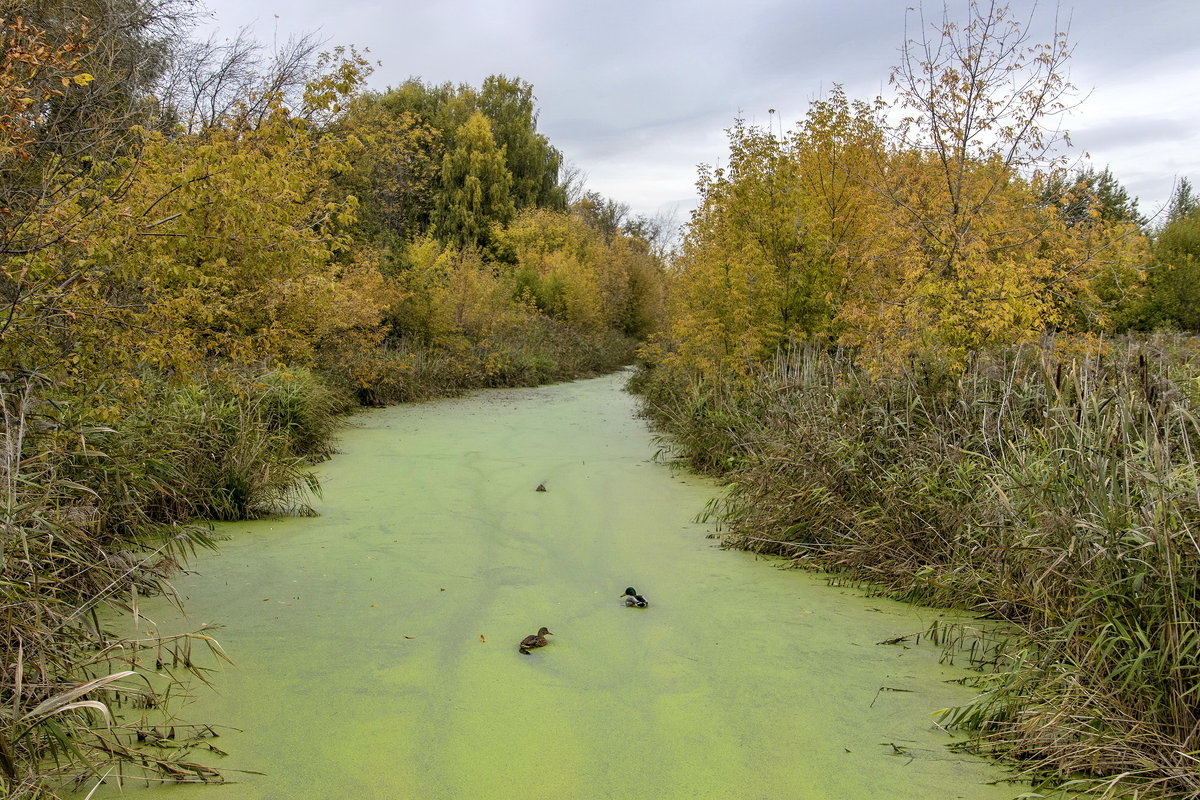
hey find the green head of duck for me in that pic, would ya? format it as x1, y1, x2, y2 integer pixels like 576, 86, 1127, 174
621, 587, 649, 608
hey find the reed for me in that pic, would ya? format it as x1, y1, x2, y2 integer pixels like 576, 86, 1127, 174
0, 365, 344, 797
634, 335, 1200, 798
321, 318, 638, 405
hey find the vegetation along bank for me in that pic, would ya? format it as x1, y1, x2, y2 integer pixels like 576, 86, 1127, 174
632, 3, 1200, 798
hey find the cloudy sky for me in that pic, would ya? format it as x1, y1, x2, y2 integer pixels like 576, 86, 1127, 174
197, 0, 1200, 227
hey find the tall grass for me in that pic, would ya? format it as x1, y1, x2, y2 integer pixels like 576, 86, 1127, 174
634, 336, 1200, 798
0, 365, 344, 797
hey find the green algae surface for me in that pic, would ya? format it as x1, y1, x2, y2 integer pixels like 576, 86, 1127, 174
95, 372, 1024, 799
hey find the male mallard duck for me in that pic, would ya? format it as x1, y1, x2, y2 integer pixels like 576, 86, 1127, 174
621, 587, 649, 608
518, 626, 553, 654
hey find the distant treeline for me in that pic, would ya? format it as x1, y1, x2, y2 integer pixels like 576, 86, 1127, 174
1, 0, 667, 794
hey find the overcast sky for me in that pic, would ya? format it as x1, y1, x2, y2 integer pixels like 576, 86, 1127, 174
196, 0, 1200, 228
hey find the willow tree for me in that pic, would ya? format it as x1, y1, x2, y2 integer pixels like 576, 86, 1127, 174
432, 111, 515, 249
478, 75, 566, 211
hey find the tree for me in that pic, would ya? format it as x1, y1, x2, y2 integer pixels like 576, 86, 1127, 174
573, 191, 629, 243
432, 111, 515, 249
1164, 178, 1197, 226
156, 28, 326, 133
622, 208, 677, 263
657, 90, 887, 375
498, 209, 604, 328
891, 0, 1075, 199
839, 0, 1100, 364
378, 77, 472, 150
0, 0, 178, 259
478, 75, 565, 211
654, 4, 1152, 376
1135, 198, 1200, 331
335, 97, 443, 243
1032, 166, 1150, 330
369, 76, 570, 246
0, 6, 167, 385
1041, 166, 1144, 228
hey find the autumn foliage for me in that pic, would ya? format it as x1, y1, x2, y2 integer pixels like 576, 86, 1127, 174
650, 6, 1149, 379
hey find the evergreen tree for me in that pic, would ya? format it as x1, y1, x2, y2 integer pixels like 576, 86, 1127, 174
1043, 166, 1144, 228
1165, 178, 1198, 226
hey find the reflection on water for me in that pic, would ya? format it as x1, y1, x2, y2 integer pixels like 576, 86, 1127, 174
91, 371, 1022, 799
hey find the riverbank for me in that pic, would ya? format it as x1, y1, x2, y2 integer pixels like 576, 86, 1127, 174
630, 338, 1200, 799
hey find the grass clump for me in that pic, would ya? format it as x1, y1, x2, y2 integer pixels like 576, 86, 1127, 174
0, 364, 346, 797
633, 335, 1200, 798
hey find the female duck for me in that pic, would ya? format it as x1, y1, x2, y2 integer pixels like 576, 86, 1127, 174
518, 627, 553, 654
621, 587, 649, 608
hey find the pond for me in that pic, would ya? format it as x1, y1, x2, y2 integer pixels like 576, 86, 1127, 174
93, 371, 1023, 799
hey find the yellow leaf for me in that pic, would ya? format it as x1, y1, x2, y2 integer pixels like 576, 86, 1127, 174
73, 72, 94, 85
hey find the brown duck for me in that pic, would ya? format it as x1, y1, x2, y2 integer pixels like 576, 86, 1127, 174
518, 626, 553, 654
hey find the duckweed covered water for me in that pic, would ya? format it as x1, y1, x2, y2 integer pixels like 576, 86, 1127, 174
95, 371, 1024, 799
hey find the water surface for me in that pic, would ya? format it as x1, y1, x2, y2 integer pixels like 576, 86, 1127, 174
100, 371, 1021, 799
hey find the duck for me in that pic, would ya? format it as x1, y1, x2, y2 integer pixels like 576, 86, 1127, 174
518, 626, 553, 654
621, 587, 649, 608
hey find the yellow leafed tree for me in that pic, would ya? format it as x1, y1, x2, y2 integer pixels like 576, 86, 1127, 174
657, 2, 1147, 376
